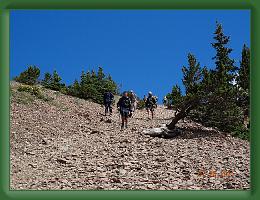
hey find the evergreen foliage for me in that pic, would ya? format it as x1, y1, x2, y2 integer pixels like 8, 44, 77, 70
42, 70, 66, 92
14, 65, 40, 85
67, 67, 119, 104
237, 44, 250, 111
15, 66, 119, 105
166, 22, 250, 140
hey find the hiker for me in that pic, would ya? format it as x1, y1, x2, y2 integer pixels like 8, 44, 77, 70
145, 91, 157, 119
103, 91, 114, 116
117, 91, 132, 130
129, 90, 137, 113
143, 95, 147, 102
163, 96, 167, 107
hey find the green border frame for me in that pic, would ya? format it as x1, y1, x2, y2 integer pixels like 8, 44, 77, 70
0, 0, 258, 199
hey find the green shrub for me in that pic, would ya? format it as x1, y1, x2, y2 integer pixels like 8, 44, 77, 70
137, 99, 146, 110
17, 85, 50, 101
232, 124, 250, 140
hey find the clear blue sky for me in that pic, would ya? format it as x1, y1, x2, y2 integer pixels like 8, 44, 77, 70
10, 10, 250, 102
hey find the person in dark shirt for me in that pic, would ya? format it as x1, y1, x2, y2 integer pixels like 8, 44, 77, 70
117, 91, 132, 130
145, 91, 157, 119
103, 91, 114, 116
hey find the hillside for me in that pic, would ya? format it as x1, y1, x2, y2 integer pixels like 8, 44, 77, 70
10, 82, 250, 190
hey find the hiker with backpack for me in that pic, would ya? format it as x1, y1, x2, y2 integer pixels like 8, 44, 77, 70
143, 95, 147, 103
163, 96, 167, 107
129, 90, 137, 113
103, 91, 114, 116
145, 91, 157, 119
117, 91, 132, 130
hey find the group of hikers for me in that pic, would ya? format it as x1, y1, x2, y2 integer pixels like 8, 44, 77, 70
103, 90, 157, 130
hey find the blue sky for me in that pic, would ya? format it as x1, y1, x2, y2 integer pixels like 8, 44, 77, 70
10, 10, 250, 102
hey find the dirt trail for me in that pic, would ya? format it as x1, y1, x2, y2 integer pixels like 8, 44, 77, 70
10, 82, 250, 190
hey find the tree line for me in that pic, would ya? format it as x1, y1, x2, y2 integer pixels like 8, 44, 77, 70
164, 22, 250, 140
14, 66, 120, 104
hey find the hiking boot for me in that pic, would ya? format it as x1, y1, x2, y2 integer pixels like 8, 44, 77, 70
121, 125, 124, 130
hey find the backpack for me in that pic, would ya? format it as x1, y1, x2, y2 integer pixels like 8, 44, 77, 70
104, 92, 113, 103
123, 97, 131, 108
152, 96, 157, 104
146, 96, 157, 107
129, 93, 136, 102
118, 96, 131, 109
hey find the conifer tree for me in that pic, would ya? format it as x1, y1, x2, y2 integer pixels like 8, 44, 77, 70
68, 79, 80, 97
97, 66, 105, 81
237, 44, 250, 92
42, 72, 52, 87
167, 53, 203, 129
14, 65, 40, 85
182, 53, 203, 95
172, 85, 182, 104
236, 44, 250, 130
201, 22, 243, 132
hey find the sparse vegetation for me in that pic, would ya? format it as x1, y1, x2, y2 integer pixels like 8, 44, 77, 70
15, 66, 119, 105
16, 85, 52, 102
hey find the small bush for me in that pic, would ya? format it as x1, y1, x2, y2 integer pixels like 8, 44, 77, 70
17, 85, 50, 101
18, 85, 37, 93
137, 99, 146, 110
232, 124, 250, 141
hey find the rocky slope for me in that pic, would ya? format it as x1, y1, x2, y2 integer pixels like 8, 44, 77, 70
10, 82, 250, 190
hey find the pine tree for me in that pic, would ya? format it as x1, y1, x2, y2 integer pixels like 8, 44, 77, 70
182, 53, 203, 95
68, 79, 80, 97
41, 70, 66, 92
212, 22, 237, 85
66, 68, 119, 105
167, 54, 203, 129
202, 22, 243, 132
91, 69, 97, 80
237, 44, 250, 131
50, 70, 63, 91
42, 72, 52, 87
79, 71, 88, 99
237, 44, 250, 92
14, 65, 40, 85
171, 85, 182, 104
97, 66, 105, 81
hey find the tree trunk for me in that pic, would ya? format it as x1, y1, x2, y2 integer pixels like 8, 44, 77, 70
166, 98, 199, 130
167, 109, 187, 130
